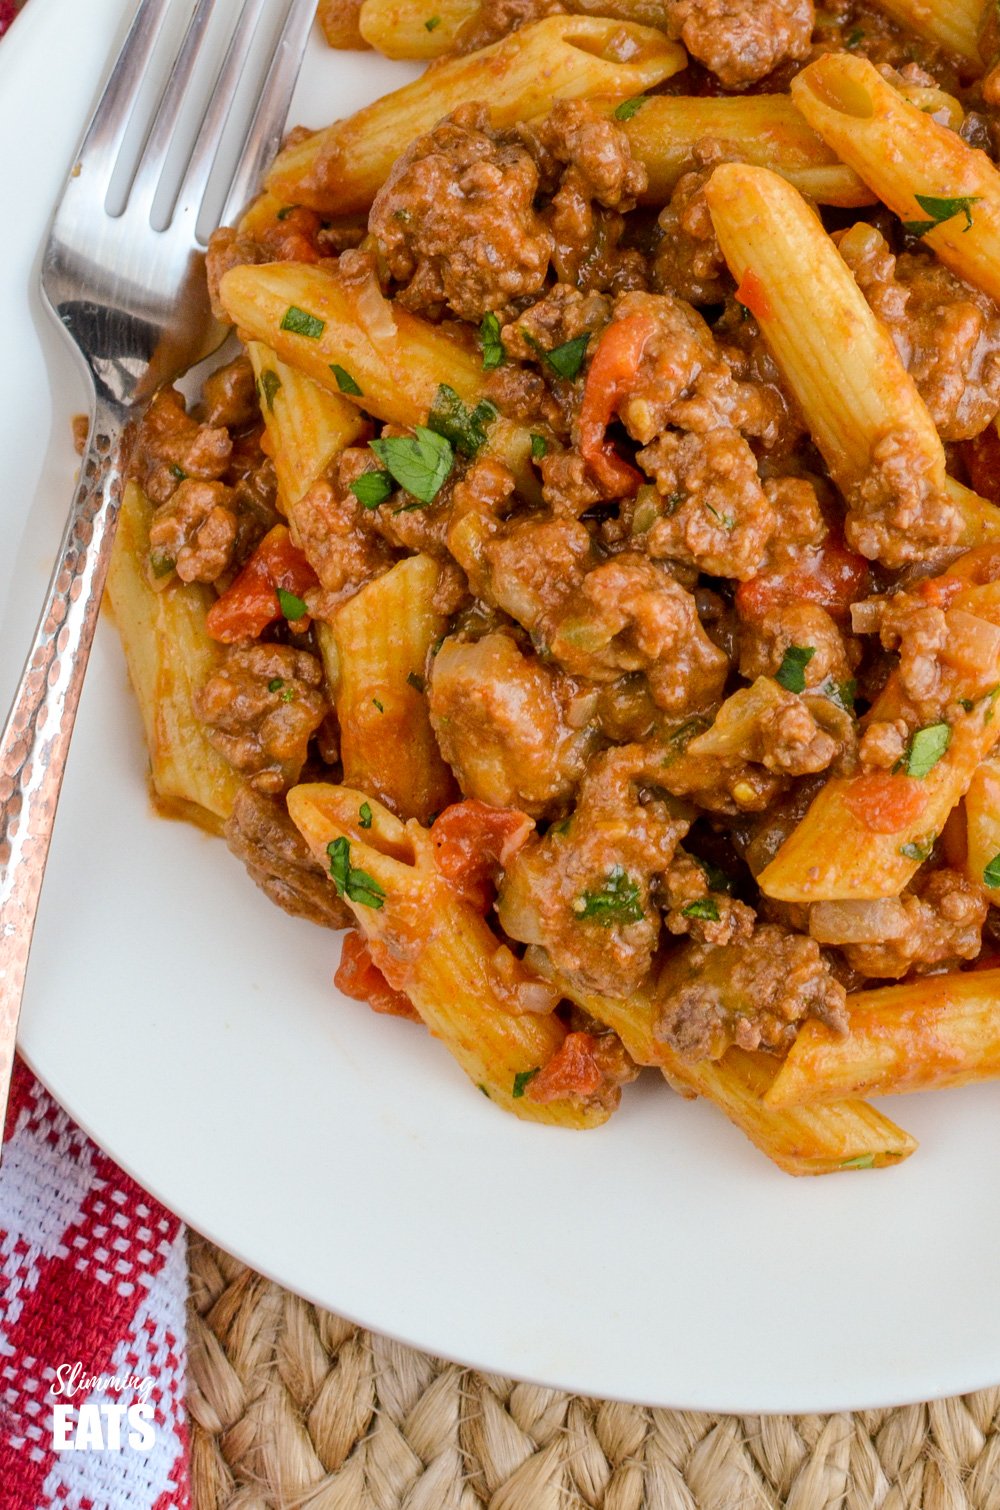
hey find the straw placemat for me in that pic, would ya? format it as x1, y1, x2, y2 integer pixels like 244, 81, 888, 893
187, 1234, 1000, 1509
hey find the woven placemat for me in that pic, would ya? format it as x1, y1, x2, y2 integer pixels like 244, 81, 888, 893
186, 1234, 1000, 1509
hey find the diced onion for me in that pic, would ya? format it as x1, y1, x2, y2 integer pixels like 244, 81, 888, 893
809, 898, 908, 944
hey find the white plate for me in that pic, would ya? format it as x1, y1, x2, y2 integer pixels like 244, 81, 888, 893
5, 0, 1000, 1415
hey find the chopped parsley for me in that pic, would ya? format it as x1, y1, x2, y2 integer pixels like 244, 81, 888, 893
280, 305, 325, 338
664, 491, 686, 514
427, 384, 497, 457
984, 852, 1000, 889
775, 644, 816, 694
512, 1067, 540, 1098
267, 677, 284, 692
575, 865, 644, 926
523, 330, 590, 381
359, 801, 373, 830
258, 368, 282, 412
351, 470, 393, 509
682, 899, 720, 922
149, 551, 175, 578
845, 26, 864, 47
330, 363, 363, 396
905, 722, 951, 779
406, 671, 425, 692
693, 856, 733, 894
424, 13, 441, 27
703, 501, 735, 531
479, 312, 505, 370
903, 193, 981, 239
530, 433, 548, 460
841, 1153, 875, 1169
372, 697, 384, 712
169, 463, 187, 481
277, 588, 308, 622
369, 427, 453, 505
613, 95, 648, 121
899, 836, 935, 862
327, 837, 385, 909
819, 676, 857, 713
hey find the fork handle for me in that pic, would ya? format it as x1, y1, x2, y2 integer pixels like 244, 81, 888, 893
0, 393, 128, 1135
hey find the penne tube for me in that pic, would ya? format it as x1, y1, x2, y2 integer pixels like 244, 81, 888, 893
765, 969, 1000, 1107
359, 0, 476, 59
219, 261, 536, 494
287, 784, 614, 1127
320, 554, 457, 823
106, 482, 244, 832
592, 93, 876, 208
318, 0, 368, 49
245, 341, 365, 513
266, 17, 686, 214
869, 0, 982, 70
964, 756, 1000, 894
526, 948, 916, 1174
792, 55, 1000, 304
703, 162, 1000, 557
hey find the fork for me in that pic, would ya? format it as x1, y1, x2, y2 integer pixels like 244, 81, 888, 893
0, 0, 316, 1141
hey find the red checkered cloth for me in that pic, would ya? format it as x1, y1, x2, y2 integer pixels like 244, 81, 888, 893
0, 0, 24, 39
0, 1060, 191, 1508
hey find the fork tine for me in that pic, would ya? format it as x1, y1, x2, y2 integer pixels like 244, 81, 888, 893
126, 0, 218, 220
70, 0, 175, 196
172, 0, 270, 230
219, 0, 317, 227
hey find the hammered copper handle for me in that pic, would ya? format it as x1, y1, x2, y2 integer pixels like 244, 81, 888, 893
0, 394, 127, 1137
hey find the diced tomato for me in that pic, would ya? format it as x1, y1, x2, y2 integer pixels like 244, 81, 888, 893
960, 425, 1000, 507
334, 930, 420, 1022
844, 773, 930, 834
917, 575, 966, 609
206, 524, 318, 643
526, 1031, 603, 1103
430, 799, 534, 911
734, 267, 773, 324
577, 313, 650, 498
259, 206, 325, 264
736, 540, 871, 622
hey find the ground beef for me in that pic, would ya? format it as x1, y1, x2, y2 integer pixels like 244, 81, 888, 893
201, 356, 258, 430
652, 148, 732, 306
453, 0, 565, 52
502, 284, 612, 365
872, 592, 951, 721
290, 455, 395, 597
665, 0, 814, 87
428, 632, 596, 818
847, 428, 962, 566
662, 850, 756, 944
224, 788, 352, 928
497, 743, 691, 996
196, 645, 328, 794
655, 922, 847, 1061
840, 223, 1000, 441
839, 870, 987, 978
205, 209, 325, 320
368, 104, 552, 322
737, 602, 858, 688
131, 388, 232, 507
640, 427, 775, 580
148, 479, 238, 585
858, 717, 909, 771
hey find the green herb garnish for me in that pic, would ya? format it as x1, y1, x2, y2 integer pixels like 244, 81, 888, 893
370, 427, 453, 505
169, 463, 187, 481
704, 501, 735, 531
575, 866, 644, 926
359, 802, 373, 830
372, 698, 384, 712
841, 1154, 875, 1169
330, 364, 363, 396
149, 552, 175, 578
406, 671, 425, 692
268, 677, 284, 692
903, 194, 981, 239
512, 1068, 540, 1098
682, 899, 720, 922
523, 330, 590, 381
775, 645, 816, 694
424, 13, 441, 27
845, 26, 864, 47
899, 836, 935, 862
905, 722, 951, 778
277, 588, 308, 621
693, 856, 733, 894
479, 312, 505, 370
530, 433, 548, 460
327, 837, 385, 909
351, 470, 393, 509
427, 384, 497, 457
280, 305, 325, 338
613, 96, 648, 121
258, 369, 282, 413
984, 852, 1000, 889
819, 676, 856, 713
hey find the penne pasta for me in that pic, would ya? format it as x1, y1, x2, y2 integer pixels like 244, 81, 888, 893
318, 0, 369, 49
526, 948, 916, 1174
765, 969, 1000, 1107
287, 783, 614, 1126
106, 482, 244, 832
266, 17, 686, 214
703, 161, 1000, 559
320, 554, 457, 823
964, 756, 1000, 895
869, 0, 982, 70
792, 55, 1000, 304
359, 0, 476, 59
245, 341, 365, 514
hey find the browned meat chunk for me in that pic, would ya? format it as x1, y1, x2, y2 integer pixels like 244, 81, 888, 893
205, 208, 325, 320
840, 223, 1000, 441
368, 104, 552, 322
665, 0, 814, 87
847, 428, 962, 567
131, 387, 232, 506
839, 870, 987, 978
652, 150, 730, 306
290, 454, 395, 598
662, 850, 755, 944
502, 284, 611, 366
225, 787, 352, 928
454, 0, 565, 52
428, 633, 596, 817
201, 356, 258, 430
196, 645, 328, 794
738, 602, 858, 690
655, 923, 847, 1060
498, 744, 691, 996
640, 427, 775, 580
148, 479, 238, 585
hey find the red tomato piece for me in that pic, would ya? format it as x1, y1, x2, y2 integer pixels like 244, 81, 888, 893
736, 541, 871, 622
577, 313, 650, 497
526, 1032, 603, 1103
844, 773, 930, 834
206, 524, 318, 643
334, 930, 420, 1021
430, 800, 534, 911
960, 425, 1000, 507
734, 268, 773, 323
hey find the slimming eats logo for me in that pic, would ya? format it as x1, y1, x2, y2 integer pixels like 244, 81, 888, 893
49, 1361, 157, 1452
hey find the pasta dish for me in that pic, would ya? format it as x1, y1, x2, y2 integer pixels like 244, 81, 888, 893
106, 0, 1000, 1173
